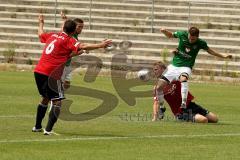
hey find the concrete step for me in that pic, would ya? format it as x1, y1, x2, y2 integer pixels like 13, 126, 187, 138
0, 4, 239, 23
1, 28, 240, 47
3, 0, 239, 9
1, 0, 239, 16
0, 26, 239, 54
0, 25, 239, 54
0, 40, 235, 62
85, 0, 240, 6
1, 17, 240, 38
1, 38, 240, 65
0, 46, 238, 68
81, 31, 240, 46
0, 14, 239, 31
0, 34, 240, 56
1, 26, 240, 54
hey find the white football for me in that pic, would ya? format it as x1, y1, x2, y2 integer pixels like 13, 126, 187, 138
137, 69, 150, 81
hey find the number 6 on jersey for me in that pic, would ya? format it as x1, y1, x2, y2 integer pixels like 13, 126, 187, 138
45, 39, 57, 54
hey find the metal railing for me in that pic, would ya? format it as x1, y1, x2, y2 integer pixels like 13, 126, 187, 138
89, 0, 93, 30
53, 0, 239, 32
54, 0, 58, 28
53, 0, 155, 32
150, 0, 155, 33
187, 1, 240, 29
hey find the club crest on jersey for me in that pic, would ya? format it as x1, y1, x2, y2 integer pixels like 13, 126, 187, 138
185, 47, 191, 53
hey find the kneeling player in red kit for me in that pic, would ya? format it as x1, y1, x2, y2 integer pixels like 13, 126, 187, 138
152, 61, 218, 123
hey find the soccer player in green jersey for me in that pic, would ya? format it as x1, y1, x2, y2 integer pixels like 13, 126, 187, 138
61, 11, 85, 89
156, 27, 232, 110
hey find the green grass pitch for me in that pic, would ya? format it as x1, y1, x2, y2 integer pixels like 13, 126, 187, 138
0, 71, 240, 160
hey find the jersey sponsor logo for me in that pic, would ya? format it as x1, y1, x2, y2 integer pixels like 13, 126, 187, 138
178, 50, 192, 59
164, 84, 177, 95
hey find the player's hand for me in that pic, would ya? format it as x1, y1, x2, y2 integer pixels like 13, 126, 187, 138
61, 11, 67, 20
224, 54, 233, 59
39, 14, 44, 23
160, 28, 166, 33
171, 48, 179, 55
101, 39, 112, 48
160, 28, 165, 31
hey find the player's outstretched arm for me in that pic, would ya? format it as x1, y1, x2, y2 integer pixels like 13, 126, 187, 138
80, 39, 112, 51
38, 14, 44, 36
60, 11, 67, 31
70, 39, 112, 57
160, 28, 174, 38
206, 48, 233, 59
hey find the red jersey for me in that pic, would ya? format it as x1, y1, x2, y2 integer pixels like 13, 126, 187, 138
154, 81, 194, 115
34, 32, 80, 78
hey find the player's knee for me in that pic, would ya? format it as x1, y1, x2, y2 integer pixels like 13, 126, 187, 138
52, 100, 62, 106
179, 73, 189, 82
194, 114, 208, 123
41, 97, 50, 105
207, 112, 218, 123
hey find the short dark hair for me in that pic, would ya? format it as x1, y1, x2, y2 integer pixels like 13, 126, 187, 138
153, 61, 166, 69
73, 18, 84, 24
63, 20, 76, 34
188, 26, 199, 37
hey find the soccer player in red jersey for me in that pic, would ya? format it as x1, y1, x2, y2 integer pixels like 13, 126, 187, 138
152, 61, 218, 123
32, 14, 112, 135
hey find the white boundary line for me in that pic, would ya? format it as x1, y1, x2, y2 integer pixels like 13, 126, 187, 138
0, 115, 34, 118
0, 133, 240, 144
0, 115, 235, 124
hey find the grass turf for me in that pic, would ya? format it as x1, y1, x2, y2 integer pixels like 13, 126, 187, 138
0, 71, 239, 160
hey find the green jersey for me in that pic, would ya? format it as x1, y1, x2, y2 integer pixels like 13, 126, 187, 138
172, 31, 209, 68
65, 34, 79, 66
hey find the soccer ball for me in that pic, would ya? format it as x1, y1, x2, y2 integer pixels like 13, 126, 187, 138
137, 69, 150, 81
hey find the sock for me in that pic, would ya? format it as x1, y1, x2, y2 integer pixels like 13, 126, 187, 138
157, 90, 165, 108
35, 104, 48, 129
181, 81, 188, 106
157, 91, 165, 119
45, 105, 61, 132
